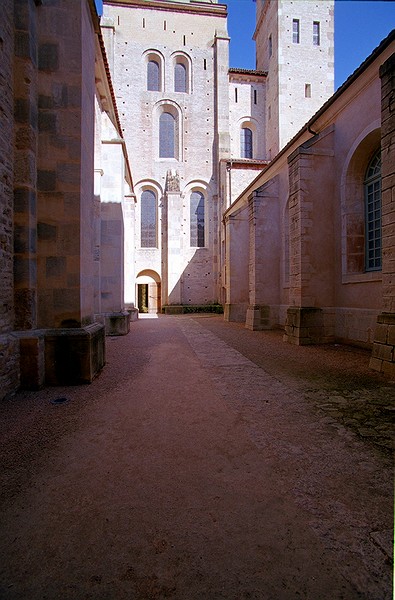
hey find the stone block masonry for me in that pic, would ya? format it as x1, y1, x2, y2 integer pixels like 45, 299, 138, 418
0, 0, 18, 397
370, 53, 395, 376
0, 0, 108, 399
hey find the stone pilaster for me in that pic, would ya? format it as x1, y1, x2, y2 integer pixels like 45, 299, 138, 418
245, 178, 279, 330
0, 0, 20, 398
214, 30, 230, 165
224, 207, 249, 322
166, 190, 183, 305
13, 0, 39, 331
284, 129, 335, 345
370, 54, 395, 376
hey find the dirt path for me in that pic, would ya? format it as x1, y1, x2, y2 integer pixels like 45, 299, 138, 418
0, 315, 393, 599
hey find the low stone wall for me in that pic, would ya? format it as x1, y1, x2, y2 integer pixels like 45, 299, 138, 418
0, 335, 20, 399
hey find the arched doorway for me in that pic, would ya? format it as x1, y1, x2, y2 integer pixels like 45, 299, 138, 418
135, 270, 161, 314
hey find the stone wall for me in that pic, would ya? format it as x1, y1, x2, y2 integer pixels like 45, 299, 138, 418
370, 53, 395, 375
13, 0, 39, 332
255, 0, 334, 156
0, 0, 20, 397
103, 1, 228, 307
245, 177, 280, 330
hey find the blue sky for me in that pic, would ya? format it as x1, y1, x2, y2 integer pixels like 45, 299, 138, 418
95, 0, 394, 89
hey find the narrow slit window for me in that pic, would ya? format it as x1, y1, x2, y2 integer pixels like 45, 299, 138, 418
174, 62, 187, 93
305, 83, 311, 98
147, 60, 160, 91
159, 112, 176, 158
292, 19, 300, 44
240, 127, 253, 159
190, 191, 205, 247
268, 34, 272, 58
313, 21, 320, 46
141, 190, 157, 248
142, 18, 145, 28
235, 87, 238, 103
204, 58, 207, 70
254, 89, 257, 105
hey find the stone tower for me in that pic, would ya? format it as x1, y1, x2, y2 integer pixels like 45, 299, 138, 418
102, 0, 229, 311
254, 0, 334, 157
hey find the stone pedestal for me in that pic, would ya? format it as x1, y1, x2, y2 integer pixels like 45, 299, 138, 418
14, 332, 45, 390
284, 307, 334, 345
245, 304, 271, 330
96, 311, 131, 336
128, 307, 139, 322
44, 323, 105, 385
369, 313, 395, 376
224, 303, 248, 323
0, 335, 20, 398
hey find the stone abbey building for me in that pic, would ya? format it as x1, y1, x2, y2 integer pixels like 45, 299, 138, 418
0, 0, 394, 399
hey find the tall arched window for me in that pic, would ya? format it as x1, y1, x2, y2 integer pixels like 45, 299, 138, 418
141, 190, 157, 248
174, 62, 187, 93
190, 191, 205, 247
240, 127, 253, 159
364, 149, 382, 271
147, 60, 160, 91
159, 112, 175, 158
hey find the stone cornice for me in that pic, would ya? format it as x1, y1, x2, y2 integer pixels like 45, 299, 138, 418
103, 0, 227, 18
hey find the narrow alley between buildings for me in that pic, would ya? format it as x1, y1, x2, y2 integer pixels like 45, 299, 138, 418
0, 315, 393, 600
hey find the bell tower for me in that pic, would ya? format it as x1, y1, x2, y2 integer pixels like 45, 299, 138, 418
254, 0, 334, 158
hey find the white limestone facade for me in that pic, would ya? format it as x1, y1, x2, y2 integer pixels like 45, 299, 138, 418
255, 0, 334, 157
102, 0, 229, 311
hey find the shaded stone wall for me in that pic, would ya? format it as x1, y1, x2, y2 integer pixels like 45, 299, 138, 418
0, 0, 20, 396
13, 0, 39, 331
224, 207, 249, 322
245, 177, 280, 330
36, 0, 96, 329
370, 53, 395, 375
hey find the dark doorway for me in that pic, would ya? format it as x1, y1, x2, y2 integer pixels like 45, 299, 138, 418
137, 284, 149, 313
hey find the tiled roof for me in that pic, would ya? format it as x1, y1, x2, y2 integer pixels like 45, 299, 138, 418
229, 68, 267, 77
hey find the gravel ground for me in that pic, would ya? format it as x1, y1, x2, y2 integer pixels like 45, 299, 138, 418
0, 314, 393, 600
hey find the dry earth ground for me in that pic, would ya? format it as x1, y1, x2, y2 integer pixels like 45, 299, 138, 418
0, 314, 393, 599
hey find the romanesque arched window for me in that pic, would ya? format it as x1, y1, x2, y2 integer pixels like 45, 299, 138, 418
141, 189, 157, 247
174, 62, 187, 93
159, 112, 176, 158
364, 149, 382, 271
147, 60, 160, 91
240, 127, 253, 159
190, 191, 205, 247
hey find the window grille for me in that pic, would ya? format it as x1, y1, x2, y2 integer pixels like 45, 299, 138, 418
240, 127, 253, 159
292, 19, 300, 44
147, 60, 160, 91
159, 112, 176, 158
190, 191, 205, 247
174, 62, 187, 93
141, 190, 157, 248
364, 150, 382, 271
